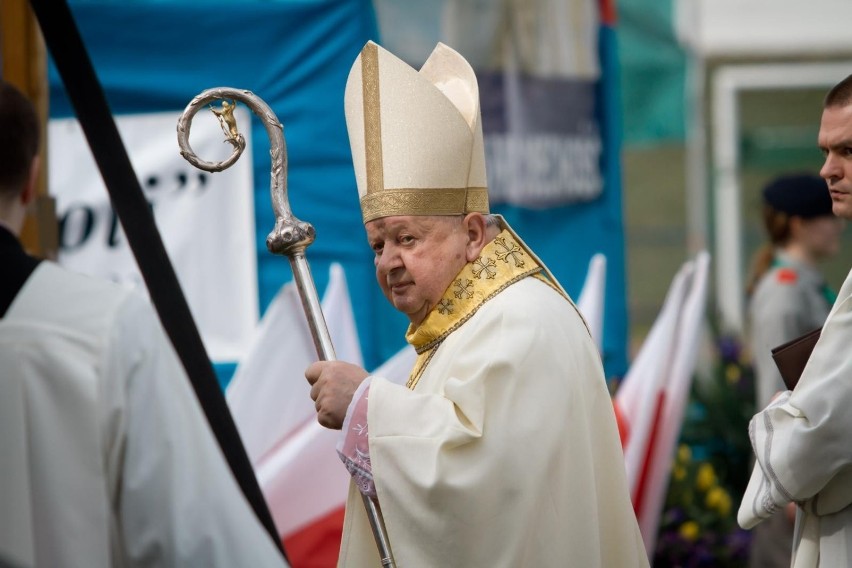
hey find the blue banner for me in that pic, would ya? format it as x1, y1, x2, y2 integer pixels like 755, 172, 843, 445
50, 0, 627, 380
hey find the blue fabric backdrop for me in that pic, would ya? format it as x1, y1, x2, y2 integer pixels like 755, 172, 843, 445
49, 0, 628, 381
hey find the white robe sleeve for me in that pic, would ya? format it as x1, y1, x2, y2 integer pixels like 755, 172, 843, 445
337, 378, 375, 498
740, 276, 852, 529
104, 294, 287, 567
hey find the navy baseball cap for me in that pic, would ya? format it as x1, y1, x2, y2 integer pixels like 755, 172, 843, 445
762, 174, 833, 218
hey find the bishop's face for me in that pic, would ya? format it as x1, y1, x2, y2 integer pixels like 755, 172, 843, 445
366, 215, 469, 327
819, 103, 852, 220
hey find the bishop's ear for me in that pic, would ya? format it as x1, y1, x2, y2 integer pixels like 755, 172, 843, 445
463, 212, 489, 262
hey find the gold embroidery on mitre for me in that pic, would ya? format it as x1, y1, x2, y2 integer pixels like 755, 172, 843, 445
353, 43, 491, 223
361, 187, 489, 223
361, 42, 383, 197
404, 230, 542, 389
465, 186, 490, 213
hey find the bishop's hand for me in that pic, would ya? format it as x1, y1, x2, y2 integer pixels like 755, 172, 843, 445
306, 361, 369, 429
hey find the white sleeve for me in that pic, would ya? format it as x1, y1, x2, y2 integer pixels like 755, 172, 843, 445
739, 289, 852, 527
337, 377, 376, 498
104, 294, 288, 567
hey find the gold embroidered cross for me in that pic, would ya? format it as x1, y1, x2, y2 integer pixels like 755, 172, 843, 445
494, 237, 525, 268
453, 278, 474, 299
437, 299, 454, 315
472, 256, 497, 279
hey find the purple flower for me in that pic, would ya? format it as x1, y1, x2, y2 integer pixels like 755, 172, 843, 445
724, 528, 752, 560
717, 336, 741, 362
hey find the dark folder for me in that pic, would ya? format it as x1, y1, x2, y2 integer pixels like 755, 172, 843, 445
771, 327, 822, 390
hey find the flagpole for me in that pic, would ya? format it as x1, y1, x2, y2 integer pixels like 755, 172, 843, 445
178, 87, 397, 568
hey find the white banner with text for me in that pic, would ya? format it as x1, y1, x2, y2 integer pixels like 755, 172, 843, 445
48, 109, 258, 362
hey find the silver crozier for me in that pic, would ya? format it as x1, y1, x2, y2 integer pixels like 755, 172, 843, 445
177, 88, 396, 568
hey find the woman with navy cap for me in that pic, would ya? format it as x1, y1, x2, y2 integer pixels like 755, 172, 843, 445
745, 173, 844, 568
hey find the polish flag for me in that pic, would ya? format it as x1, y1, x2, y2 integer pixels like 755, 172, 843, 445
227, 263, 414, 567
615, 260, 693, 496
635, 252, 710, 554
258, 343, 415, 567
613, 252, 710, 556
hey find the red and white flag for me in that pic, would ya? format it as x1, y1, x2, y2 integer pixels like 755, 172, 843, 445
226, 283, 316, 464
227, 263, 415, 567
615, 261, 693, 496
613, 252, 710, 556
257, 343, 415, 566
636, 252, 710, 554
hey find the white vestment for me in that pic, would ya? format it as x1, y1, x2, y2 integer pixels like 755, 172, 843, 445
0, 263, 287, 568
739, 267, 852, 567
338, 275, 647, 567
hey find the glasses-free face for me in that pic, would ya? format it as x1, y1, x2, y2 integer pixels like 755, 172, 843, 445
819, 104, 852, 220
366, 215, 470, 327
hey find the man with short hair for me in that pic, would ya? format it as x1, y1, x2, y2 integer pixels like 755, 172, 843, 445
306, 41, 648, 567
0, 80, 287, 567
738, 74, 852, 567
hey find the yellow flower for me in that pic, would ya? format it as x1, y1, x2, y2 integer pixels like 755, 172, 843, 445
673, 465, 687, 481
704, 487, 732, 516
704, 486, 723, 506
725, 363, 742, 384
677, 444, 692, 464
696, 463, 716, 492
679, 521, 700, 542
718, 493, 732, 516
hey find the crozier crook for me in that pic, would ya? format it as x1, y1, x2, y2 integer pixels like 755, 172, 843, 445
177, 87, 396, 568
177, 87, 315, 257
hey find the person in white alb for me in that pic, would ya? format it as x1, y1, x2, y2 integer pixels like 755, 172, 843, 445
0, 80, 288, 568
305, 41, 648, 567
738, 73, 852, 567
744, 174, 842, 568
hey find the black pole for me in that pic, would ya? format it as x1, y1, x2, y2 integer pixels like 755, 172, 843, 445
28, 0, 286, 558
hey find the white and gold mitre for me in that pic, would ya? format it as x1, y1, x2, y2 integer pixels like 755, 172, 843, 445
344, 41, 489, 223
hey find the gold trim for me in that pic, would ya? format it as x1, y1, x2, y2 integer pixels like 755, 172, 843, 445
406, 348, 439, 390
411, 265, 540, 356
402, 221, 592, 390
361, 187, 489, 223
404, 229, 543, 389
361, 42, 383, 196
466, 187, 490, 213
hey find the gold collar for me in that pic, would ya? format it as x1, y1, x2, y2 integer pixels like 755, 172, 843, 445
403, 229, 544, 389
